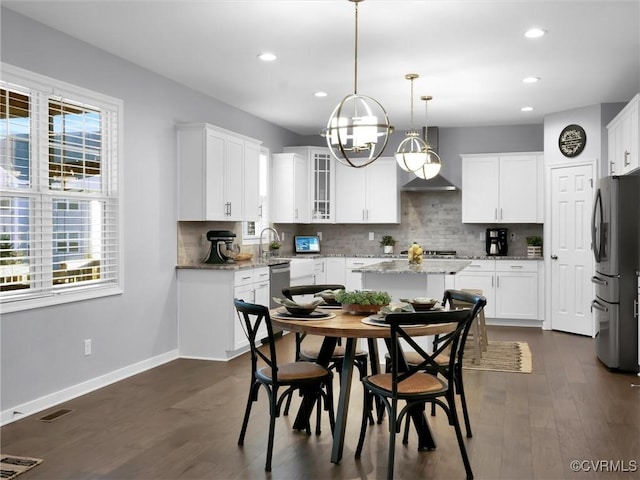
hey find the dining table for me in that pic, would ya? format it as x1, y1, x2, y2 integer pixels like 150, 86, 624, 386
270, 306, 457, 464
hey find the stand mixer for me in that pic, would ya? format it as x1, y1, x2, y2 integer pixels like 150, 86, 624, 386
204, 230, 240, 264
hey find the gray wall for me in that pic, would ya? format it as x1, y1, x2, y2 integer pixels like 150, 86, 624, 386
0, 9, 299, 417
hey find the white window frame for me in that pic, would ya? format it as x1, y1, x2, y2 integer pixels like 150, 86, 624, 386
1, 64, 124, 313
242, 147, 270, 245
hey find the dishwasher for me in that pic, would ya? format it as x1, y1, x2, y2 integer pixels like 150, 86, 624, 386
268, 261, 291, 338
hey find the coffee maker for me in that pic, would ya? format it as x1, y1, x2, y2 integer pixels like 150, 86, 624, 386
486, 228, 508, 256
204, 230, 239, 264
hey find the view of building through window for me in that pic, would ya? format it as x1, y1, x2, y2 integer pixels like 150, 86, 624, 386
0, 66, 121, 307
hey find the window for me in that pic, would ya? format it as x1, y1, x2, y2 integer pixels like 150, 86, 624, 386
242, 148, 270, 244
1, 64, 123, 312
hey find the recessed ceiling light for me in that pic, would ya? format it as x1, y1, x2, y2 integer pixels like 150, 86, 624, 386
523, 76, 541, 83
314, 91, 328, 98
521, 106, 534, 112
257, 52, 277, 62
524, 28, 547, 39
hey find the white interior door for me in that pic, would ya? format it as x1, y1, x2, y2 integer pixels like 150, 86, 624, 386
550, 163, 594, 336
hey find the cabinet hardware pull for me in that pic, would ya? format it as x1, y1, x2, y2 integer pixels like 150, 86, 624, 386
634, 299, 638, 319
510, 265, 523, 269
242, 276, 251, 280
468, 264, 481, 268
551, 255, 558, 260
624, 151, 630, 166
500, 208, 503, 220
494, 208, 498, 220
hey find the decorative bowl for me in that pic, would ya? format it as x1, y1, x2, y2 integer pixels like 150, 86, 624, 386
314, 289, 342, 306
273, 297, 323, 316
235, 252, 254, 262
341, 303, 388, 315
284, 305, 319, 316
400, 297, 438, 311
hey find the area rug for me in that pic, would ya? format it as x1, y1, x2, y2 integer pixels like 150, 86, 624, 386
462, 340, 532, 373
0, 455, 43, 479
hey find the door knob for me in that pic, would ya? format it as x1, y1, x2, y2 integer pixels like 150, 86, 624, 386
551, 255, 558, 260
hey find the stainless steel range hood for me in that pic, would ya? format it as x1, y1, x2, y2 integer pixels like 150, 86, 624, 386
400, 127, 457, 192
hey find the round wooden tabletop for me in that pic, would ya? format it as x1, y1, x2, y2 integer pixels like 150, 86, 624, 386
270, 308, 456, 339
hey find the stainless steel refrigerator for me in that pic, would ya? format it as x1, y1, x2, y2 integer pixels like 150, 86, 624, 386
591, 175, 639, 372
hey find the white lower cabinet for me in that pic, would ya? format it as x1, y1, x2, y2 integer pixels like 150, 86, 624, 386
178, 267, 269, 360
312, 258, 327, 285
345, 257, 386, 291
455, 259, 540, 323
326, 257, 346, 285
454, 260, 497, 317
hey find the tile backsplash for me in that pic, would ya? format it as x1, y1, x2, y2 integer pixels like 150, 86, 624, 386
177, 191, 543, 264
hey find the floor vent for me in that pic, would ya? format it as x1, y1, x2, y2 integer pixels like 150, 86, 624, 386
38, 408, 74, 422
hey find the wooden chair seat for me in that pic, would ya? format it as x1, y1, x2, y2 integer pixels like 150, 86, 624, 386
367, 372, 447, 396
258, 362, 332, 383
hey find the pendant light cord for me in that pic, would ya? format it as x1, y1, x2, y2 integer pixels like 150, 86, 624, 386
353, 1, 359, 95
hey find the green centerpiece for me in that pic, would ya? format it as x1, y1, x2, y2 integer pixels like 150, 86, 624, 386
335, 289, 391, 314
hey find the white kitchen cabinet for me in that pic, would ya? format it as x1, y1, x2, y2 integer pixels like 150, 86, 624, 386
271, 152, 311, 223
312, 257, 327, 285
326, 257, 346, 285
453, 260, 497, 317
233, 268, 270, 351
461, 152, 543, 223
494, 261, 538, 320
607, 93, 639, 175
177, 123, 261, 221
345, 257, 385, 291
284, 146, 335, 223
335, 157, 400, 224
454, 259, 540, 323
178, 266, 269, 359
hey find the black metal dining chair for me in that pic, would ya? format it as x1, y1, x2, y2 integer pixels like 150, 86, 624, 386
383, 289, 487, 440
355, 307, 477, 480
234, 299, 335, 472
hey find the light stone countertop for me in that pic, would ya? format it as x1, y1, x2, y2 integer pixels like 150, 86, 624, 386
175, 259, 290, 271
352, 259, 472, 275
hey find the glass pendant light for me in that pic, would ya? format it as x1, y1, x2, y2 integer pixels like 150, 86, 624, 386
413, 95, 442, 180
323, 0, 394, 168
395, 73, 428, 172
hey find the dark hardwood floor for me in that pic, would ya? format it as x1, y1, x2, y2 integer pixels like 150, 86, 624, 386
2, 326, 639, 479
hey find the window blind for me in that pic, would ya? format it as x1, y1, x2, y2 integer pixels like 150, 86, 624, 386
1, 64, 122, 310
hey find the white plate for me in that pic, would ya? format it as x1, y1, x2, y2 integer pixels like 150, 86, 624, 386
360, 315, 426, 328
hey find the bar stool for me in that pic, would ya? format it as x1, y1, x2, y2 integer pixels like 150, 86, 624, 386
457, 288, 488, 364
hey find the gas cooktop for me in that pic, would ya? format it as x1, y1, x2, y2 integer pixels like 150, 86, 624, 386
423, 250, 457, 256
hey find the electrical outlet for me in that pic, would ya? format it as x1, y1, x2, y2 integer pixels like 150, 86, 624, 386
281, 232, 285, 242
317, 231, 322, 240
369, 231, 375, 241
510, 232, 516, 241
201, 233, 207, 245
84, 339, 92, 356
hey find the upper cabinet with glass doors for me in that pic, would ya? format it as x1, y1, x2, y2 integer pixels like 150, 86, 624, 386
283, 146, 335, 223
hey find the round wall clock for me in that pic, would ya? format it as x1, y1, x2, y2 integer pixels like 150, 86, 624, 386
558, 124, 586, 157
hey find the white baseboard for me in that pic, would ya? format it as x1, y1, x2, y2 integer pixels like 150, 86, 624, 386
1, 349, 179, 426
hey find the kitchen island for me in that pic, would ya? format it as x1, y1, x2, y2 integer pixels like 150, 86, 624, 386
352, 259, 471, 301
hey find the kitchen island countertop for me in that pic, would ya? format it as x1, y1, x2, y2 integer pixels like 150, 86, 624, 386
352, 259, 471, 275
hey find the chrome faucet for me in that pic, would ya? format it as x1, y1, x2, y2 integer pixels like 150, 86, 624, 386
259, 227, 281, 261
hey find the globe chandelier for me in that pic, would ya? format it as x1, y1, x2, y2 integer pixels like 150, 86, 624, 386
323, 0, 394, 168
413, 95, 442, 180
395, 73, 428, 172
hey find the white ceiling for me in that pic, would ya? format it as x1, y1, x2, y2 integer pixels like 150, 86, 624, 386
5, 0, 640, 136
